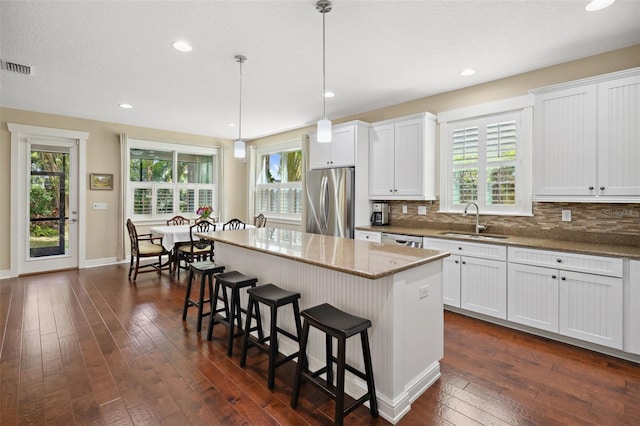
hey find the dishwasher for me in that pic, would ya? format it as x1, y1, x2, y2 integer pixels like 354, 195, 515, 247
381, 232, 424, 248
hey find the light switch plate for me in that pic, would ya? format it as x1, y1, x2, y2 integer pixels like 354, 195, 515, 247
418, 206, 427, 215
561, 210, 571, 222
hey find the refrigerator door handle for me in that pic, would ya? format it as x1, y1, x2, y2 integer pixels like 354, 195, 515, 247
320, 175, 329, 233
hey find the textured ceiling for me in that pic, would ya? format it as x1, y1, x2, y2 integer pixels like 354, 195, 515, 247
1, 0, 639, 140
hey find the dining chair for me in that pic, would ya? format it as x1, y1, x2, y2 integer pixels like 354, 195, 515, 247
223, 218, 246, 230
167, 215, 190, 226
254, 213, 267, 228
126, 218, 171, 281
175, 221, 216, 279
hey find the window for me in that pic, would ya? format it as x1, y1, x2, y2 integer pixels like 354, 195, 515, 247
439, 97, 532, 215
127, 139, 219, 221
253, 141, 303, 223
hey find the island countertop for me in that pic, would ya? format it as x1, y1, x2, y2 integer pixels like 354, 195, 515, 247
196, 227, 448, 279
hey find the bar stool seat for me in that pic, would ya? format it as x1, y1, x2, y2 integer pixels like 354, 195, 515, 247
291, 303, 378, 426
182, 261, 225, 332
207, 270, 258, 356
240, 283, 302, 389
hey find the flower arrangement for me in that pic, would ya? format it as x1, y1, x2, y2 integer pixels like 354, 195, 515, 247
196, 206, 212, 219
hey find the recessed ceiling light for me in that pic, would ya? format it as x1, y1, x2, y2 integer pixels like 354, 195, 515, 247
324, 91, 335, 98
585, 0, 615, 11
172, 41, 192, 52
460, 68, 476, 77
119, 103, 133, 109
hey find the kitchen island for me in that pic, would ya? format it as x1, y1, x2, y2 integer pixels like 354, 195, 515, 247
197, 227, 448, 424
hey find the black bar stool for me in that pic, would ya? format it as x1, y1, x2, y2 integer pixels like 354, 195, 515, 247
207, 270, 258, 356
291, 303, 378, 426
182, 261, 225, 332
240, 283, 303, 390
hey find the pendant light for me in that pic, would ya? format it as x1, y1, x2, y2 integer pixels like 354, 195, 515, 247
234, 54, 247, 158
316, 0, 332, 143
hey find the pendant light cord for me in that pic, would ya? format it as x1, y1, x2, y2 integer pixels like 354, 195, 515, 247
322, 8, 326, 120
235, 55, 246, 141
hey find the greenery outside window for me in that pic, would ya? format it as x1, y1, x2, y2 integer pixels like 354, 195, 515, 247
127, 140, 219, 221
439, 98, 532, 216
254, 142, 303, 223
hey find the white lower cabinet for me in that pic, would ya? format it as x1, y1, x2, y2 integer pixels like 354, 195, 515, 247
441, 255, 461, 307
460, 256, 507, 319
508, 247, 623, 350
424, 238, 507, 319
507, 263, 559, 333
559, 270, 622, 349
626, 260, 640, 355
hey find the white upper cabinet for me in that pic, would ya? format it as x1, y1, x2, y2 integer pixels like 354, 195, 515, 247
309, 121, 364, 169
531, 68, 640, 201
597, 75, 640, 197
369, 113, 436, 200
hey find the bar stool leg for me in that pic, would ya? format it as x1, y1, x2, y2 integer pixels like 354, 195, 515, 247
361, 331, 379, 417
335, 336, 347, 426
267, 304, 278, 389
196, 272, 207, 332
182, 268, 195, 321
291, 320, 310, 408
326, 334, 333, 387
227, 288, 239, 356
240, 296, 256, 367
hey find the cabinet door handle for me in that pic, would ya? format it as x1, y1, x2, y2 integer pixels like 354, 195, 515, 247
600, 186, 605, 191
561, 276, 566, 281
589, 186, 594, 190
556, 258, 562, 263
551, 274, 557, 279
458, 247, 463, 251
454, 260, 459, 264
389, 189, 393, 193
461, 261, 466, 265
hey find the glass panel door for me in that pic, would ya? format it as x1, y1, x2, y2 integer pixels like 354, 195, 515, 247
29, 150, 70, 258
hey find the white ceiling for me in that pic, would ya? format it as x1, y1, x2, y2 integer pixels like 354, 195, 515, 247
1, 1, 639, 140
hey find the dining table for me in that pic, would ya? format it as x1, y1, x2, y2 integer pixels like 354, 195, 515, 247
150, 223, 255, 274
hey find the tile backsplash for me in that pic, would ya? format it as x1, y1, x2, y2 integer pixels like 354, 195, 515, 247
386, 200, 640, 247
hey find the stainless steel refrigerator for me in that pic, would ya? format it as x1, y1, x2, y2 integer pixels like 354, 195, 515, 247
305, 167, 355, 238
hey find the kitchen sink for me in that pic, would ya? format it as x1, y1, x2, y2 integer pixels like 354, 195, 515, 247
438, 232, 509, 241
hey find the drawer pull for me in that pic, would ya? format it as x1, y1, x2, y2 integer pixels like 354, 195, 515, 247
556, 258, 562, 263
600, 186, 605, 191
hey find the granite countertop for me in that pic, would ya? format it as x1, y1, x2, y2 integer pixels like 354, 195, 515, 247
357, 225, 640, 260
196, 227, 449, 279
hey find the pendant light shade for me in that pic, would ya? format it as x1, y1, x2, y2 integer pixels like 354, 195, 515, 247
316, 0, 332, 143
234, 54, 247, 158
317, 119, 332, 142
234, 140, 245, 158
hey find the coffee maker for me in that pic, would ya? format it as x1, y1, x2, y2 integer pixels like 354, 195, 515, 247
371, 202, 390, 226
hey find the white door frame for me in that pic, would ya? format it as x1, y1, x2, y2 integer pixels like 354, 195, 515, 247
9, 123, 88, 277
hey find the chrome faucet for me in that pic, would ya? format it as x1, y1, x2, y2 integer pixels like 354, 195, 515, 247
463, 202, 487, 234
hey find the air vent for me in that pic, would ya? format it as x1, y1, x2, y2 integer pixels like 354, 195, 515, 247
1, 60, 34, 76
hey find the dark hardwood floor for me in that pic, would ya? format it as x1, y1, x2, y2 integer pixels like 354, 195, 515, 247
1, 264, 639, 425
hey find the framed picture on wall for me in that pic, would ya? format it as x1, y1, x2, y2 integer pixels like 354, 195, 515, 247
90, 173, 113, 190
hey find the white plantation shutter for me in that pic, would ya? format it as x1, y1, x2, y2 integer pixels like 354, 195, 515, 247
452, 126, 479, 204
445, 110, 526, 214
